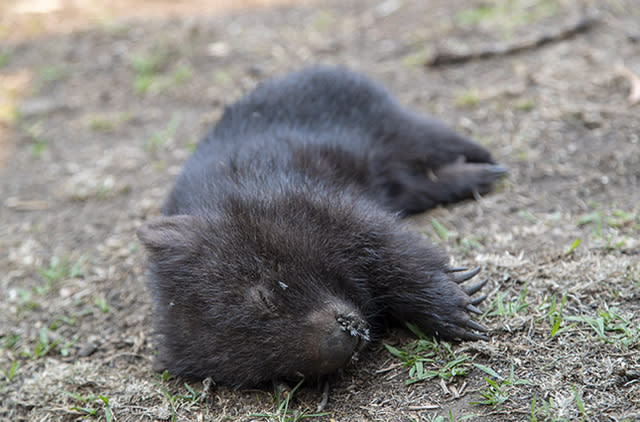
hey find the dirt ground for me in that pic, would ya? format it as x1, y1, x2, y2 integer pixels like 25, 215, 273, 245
1, 0, 639, 421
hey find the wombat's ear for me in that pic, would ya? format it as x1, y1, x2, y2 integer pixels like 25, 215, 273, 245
137, 215, 203, 256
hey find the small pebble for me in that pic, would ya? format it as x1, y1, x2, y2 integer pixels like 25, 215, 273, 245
78, 342, 98, 357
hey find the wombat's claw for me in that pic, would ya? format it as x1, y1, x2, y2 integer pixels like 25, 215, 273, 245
446, 267, 490, 340
464, 278, 488, 295
337, 313, 370, 341
451, 266, 481, 283
488, 164, 508, 176
445, 319, 488, 341
466, 304, 482, 315
466, 319, 487, 333
462, 330, 489, 341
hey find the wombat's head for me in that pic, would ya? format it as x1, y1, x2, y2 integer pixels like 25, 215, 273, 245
137, 214, 371, 387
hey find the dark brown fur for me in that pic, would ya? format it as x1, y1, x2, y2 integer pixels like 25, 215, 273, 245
138, 66, 505, 388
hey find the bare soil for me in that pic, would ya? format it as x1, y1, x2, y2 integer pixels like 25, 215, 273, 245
1, 0, 639, 421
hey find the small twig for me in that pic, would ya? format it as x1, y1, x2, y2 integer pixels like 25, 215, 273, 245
427, 13, 599, 66
407, 405, 439, 410
374, 361, 402, 374
5, 197, 50, 211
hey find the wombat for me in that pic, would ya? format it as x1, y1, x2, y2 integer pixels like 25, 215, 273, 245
137, 66, 506, 388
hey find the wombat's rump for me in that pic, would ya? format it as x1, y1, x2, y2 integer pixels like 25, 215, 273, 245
138, 66, 505, 388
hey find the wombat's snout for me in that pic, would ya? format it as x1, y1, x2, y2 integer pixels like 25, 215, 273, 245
312, 309, 370, 374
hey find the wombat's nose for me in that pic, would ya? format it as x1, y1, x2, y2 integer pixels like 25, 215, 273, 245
316, 313, 370, 373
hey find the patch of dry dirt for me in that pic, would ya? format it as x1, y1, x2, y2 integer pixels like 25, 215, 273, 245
1, 0, 639, 421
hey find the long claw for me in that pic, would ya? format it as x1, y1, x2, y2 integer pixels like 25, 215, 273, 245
466, 319, 488, 333
470, 294, 488, 306
464, 278, 488, 295
462, 330, 489, 341
453, 266, 481, 283
488, 164, 508, 176
449, 266, 468, 272
467, 304, 482, 315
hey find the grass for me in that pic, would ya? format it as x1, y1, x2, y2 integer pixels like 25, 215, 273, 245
312, 10, 334, 32
402, 48, 430, 68
2, 361, 19, 382
144, 112, 181, 154
23, 121, 49, 159
539, 292, 573, 338
37, 256, 85, 295
456, 0, 560, 35
575, 207, 638, 251
426, 412, 476, 422
566, 307, 638, 347
86, 112, 130, 132
132, 49, 169, 94
485, 284, 530, 318
154, 375, 208, 422
94, 296, 109, 313
50, 315, 77, 330
0, 50, 10, 68
36, 64, 69, 85
213, 69, 233, 86
31, 139, 48, 158
518, 210, 537, 223
66, 392, 113, 421
13, 256, 84, 315
16, 289, 38, 312
430, 218, 452, 241
455, 235, 485, 254
385, 324, 470, 385
515, 98, 536, 111
565, 238, 581, 255
471, 363, 533, 407
158, 384, 179, 422
528, 388, 594, 422
250, 379, 329, 422
577, 211, 604, 236
132, 47, 193, 94
32, 327, 59, 358
571, 385, 588, 421
3, 332, 21, 349
171, 63, 193, 85
454, 89, 481, 108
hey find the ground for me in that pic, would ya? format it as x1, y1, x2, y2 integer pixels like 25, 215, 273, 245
1, 0, 639, 421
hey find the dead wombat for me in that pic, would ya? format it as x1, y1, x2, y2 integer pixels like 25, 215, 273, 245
138, 66, 505, 388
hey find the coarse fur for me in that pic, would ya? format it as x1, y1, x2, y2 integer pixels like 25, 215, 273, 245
138, 66, 506, 388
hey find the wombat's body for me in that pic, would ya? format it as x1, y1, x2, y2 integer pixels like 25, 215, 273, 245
138, 67, 505, 388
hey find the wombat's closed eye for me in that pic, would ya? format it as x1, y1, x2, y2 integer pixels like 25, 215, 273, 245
139, 66, 502, 388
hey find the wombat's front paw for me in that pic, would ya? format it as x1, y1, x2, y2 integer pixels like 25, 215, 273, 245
428, 266, 490, 341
